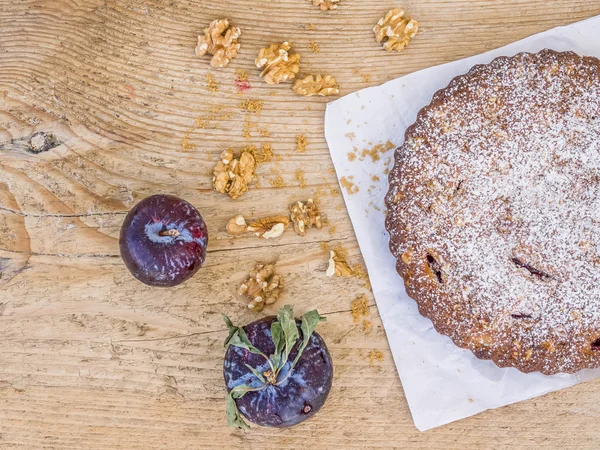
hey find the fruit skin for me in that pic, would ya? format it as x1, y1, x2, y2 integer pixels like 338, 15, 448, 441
119, 194, 208, 287
223, 316, 333, 427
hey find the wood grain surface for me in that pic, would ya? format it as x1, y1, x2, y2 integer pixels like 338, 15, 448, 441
1, 0, 600, 448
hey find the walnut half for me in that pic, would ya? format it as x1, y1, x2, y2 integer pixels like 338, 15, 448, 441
255, 42, 301, 85
373, 9, 419, 52
238, 263, 284, 312
290, 199, 323, 236
196, 19, 241, 68
247, 216, 290, 239
213, 149, 256, 200
293, 74, 340, 97
326, 250, 353, 277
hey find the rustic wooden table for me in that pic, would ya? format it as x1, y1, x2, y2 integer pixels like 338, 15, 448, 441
1, 0, 600, 448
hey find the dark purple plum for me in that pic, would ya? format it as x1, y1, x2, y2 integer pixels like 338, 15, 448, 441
119, 194, 208, 287
224, 315, 333, 428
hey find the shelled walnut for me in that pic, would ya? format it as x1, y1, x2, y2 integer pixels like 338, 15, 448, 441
238, 263, 284, 311
308, 0, 340, 10
195, 18, 241, 68
290, 199, 323, 236
293, 74, 339, 97
373, 9, 419, 52
326, 250, 353, 277
255, 42, 300, 84
213, 149, 256, 200
247, 216, 290, 239
226, 215, 248, 235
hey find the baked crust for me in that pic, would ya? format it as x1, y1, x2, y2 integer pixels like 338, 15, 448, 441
384, 50, 600, 374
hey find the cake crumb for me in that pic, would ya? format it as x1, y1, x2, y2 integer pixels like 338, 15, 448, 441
306, 23, 317, 30
351, 294, 369, 322
372, 175, 380, 182
181, 131, 196, 151
296, 134, 307, 153
296, 170, 307, 188
308, 40, 320, 54
345, 132, 356, 141
347, 152, 356, 162
270, 174, 285, 188
240, 99, 264, 114
362, 320, 373, 333
328, 224, 337, 236
368, 350, 384, 366
207, 73, 219, 92
340, 176, 359, 195
361, 74, 371, 83
235, 69, 251, 92
319, 242, 329, 252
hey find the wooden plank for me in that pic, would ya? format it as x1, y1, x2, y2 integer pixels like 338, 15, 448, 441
0, 0, 599, 448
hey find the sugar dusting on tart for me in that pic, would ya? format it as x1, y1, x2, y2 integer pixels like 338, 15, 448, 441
385, 50, 600, 374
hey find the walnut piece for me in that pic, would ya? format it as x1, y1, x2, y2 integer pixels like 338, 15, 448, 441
226, 215, 249, 235
290, 199, 323, 236
255, 42, 300, 85
293, 74, 339, 97
238, 263, 284, 311
213, 149, 256, 200
196, 19, 241, 68
326, 250, 353, 277
308, 0, 340, 10
247, 216, 290, 239
373, 9, 419, 52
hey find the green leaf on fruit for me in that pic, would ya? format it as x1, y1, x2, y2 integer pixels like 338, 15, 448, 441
222, 314, 238, 347
244, 364, 266, 384
223, 316, 267, 357
226, 385, 252, 430
278, 305, 299, 365
270, 321, 285, 369
292, 310, 326, 368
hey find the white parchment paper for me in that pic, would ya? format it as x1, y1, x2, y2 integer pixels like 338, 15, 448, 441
324, 15, 600, 431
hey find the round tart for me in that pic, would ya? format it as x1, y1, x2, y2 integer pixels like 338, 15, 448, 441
385, 50, 600, 374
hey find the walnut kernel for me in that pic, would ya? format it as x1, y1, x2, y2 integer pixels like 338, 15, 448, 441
255, 42, 301, 84
326, 250, 353, 277
196, 19, 241, 68
238, 263, 284, 311
247, 216, 290, 239
373, 9, 419, 52
290, 199, 323, 236
213, 149, 256, 200
226, 215, 249, 235
293, 74, 339, 97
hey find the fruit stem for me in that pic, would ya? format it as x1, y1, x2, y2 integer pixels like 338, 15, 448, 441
159, 228, 180, 238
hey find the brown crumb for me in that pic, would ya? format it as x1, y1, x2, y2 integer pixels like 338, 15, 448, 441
372, 175, 380, 182
181, 129, 196, 151
207, 73, 219, 92
340, 176, 359, 195
328, 224, 337, 236
308, 40, 320, 54
368, 349, 384, 366
347, 152, 356, 162
296, 134, 307, 153
351, 294, 369, 322
235, 68, 249, 82
306, 23, 317, 31
295, 170, 307, 188
240, 99, 264, 114
270, 175, 285, 188
361, 74, 371, 83
352, 263, 372, 291
319, 242, 329, 252
258, 127, 271, 137
345, 132, 356, 141
243, 143, 274, 164
362, 320, 373, 333
331, 188, 340, 197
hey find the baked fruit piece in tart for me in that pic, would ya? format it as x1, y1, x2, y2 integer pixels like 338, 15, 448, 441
384, 50, 600, 374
